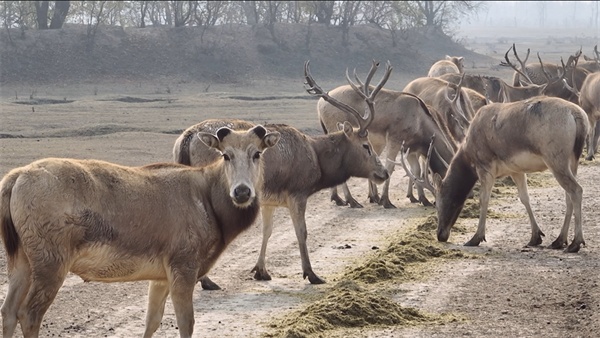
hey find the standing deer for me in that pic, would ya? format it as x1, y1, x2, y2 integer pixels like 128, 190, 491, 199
428, 55, 464, 77
0, 126, 280, 338
174, 60, 391, 288
579, 45, 600, 73
399, 96, 589, 253
504, 44, 588, 104
317, 79, 455, 208
403, 75, 477, 142
440, 73, 548, 103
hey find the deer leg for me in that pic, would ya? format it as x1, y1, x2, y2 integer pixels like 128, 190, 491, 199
341, 182, 363, 208
167, 268, 197, 338
288, 197, 325, 284
416, 155, 434, 207
1, 247, 31, 338
376, 147, 399, 209
586, 120, 600, 161
368, 180, 380, 204
511, 173, 544, 247
143, 281, 170, 338
549, 168, 584, 252
252, 206, 276, 280
18, 262, 68, 338
369, 139, 386, 204
465, 172, 494, 246
329, 186, 348, 206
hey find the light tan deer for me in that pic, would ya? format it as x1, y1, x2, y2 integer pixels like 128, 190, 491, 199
579, 45, 600, 73
174, 60, 392, 288
398, 96, 589, 253
317, 75, 456, 208
428, 55, 464, 77
0, 126, 280, 338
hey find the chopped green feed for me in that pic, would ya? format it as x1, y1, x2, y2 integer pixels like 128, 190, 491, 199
459, 200, 503, 219
266, 281, 430, 338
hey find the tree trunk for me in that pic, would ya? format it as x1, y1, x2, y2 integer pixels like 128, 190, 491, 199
49, 1, 70, 29
241, 1, 258, 26
34, 1, 49, 29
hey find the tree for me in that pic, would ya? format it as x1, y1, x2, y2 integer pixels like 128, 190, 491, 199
413, 1, 485, 33
33, 1, 70, 29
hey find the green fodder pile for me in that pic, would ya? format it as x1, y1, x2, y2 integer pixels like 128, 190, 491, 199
266, 280, 430, 338
342, 218, 471, 284
265, 216, 471, 338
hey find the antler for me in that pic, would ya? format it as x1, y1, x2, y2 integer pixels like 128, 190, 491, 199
561, 50, 582, 97
594, 45, 599, 63
444, 73, 469, 122
500, 43, 533, 84
304, 60, 393, 138
387, 135, 437, 194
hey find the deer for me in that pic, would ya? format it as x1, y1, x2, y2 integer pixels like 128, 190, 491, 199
402, 74, 478, 142
427, 55, 464, 77
504, 43, 589, 104
174, 60, 392, 289
0, 126, 281, 338
440, 73, 548, 103
560, 56, 600, 161
316, 73, 456, 209
396, 96, 589, 253
579, 45, 600, 73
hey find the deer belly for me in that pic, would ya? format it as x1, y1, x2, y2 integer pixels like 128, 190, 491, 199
71, 245, 166, 282
505, 152, 548, 173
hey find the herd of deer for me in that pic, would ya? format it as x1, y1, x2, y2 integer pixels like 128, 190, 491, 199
0, 43, 598, 337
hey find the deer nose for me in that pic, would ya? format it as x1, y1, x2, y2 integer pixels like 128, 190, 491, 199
234, 185, 252, 204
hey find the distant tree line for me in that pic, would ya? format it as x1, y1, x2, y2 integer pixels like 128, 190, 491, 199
1, 1, 485, 36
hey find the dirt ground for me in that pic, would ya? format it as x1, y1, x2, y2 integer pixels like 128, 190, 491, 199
1, 28, 599, 338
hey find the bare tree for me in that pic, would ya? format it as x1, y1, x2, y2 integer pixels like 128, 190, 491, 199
414, 1, 485, 33
48, 0, 69, 29
240, 0, 258, 26
336, 0, 361, 46
310, 0, 334, 25
33, 1, 49, 29
171, 0, 194, 27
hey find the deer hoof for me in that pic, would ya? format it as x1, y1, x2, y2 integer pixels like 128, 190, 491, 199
408, 196, 419, 203
304, 272, 326, 284
548, 238, 567, 250
368, 195, 381, 204
585, 155, 595, 161
379, 197, 397, 209
420, 198, 434, 207
464, 236, 484, 247
566, 241, 583, 253
251, 266, 272, 281
526, 231, 545, 247
347, 198, 364, 208
200, 276, 222, 290
331, 195, 348, 206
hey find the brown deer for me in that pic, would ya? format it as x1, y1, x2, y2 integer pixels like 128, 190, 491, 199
440, 73, 548, 103
399, 96, 589, 253
560, 59, 600, 161
174, 60, 391, 288
402, 74, 477, 142
0, 126, 281, 338
428, 55, 464, 77
579, 45, 600, 73
316, 76, 456, 208
504, 44, 588, 104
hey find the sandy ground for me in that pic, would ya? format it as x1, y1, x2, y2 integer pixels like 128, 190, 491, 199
0, 66, 599, 338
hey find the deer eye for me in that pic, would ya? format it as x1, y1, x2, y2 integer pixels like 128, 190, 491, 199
363, 144, 372, 155
253, 151, 261, 160
222, 154, 231, 161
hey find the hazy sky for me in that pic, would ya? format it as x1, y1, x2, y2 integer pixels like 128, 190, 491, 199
463, 1, 599, 29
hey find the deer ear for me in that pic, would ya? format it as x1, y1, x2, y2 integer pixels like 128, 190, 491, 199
198, 132, 220, 149
445, 55, 451, 60
250, 125, 267, 139
261, 132, 280, 149
458, 57, 464, 62
342, 121, 354, 136
216, 127, 233, 141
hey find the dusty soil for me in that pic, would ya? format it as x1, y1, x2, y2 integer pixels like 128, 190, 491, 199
0, 25, 599, 338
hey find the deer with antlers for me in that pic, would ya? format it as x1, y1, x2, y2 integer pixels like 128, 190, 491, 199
440, 73, 548, 103
174, 61, 392, 288
316, 68, 456, 208
503, 43, 589, 104
559, 54, 600, 161
395, 96, 589, 252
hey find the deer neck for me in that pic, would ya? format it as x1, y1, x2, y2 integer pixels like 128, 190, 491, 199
311, 134, 355, 191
